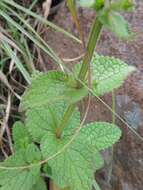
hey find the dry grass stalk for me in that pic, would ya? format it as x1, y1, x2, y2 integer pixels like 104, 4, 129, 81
0, 93, 14, 154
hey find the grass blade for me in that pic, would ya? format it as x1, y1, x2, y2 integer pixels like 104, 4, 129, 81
0, 0, 81, 44
2, 42, 31, 84
0, 9, 62, 66
67, 0, 84, 45
93, 180, 101, 190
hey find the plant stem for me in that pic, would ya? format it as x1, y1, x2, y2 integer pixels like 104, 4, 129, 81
56, 17, 103, 138
55, 104, 76, 138
50, 180, 60, 190
112, 90, 116, 124
107, 90, 116, 184
78, 18, 102, 82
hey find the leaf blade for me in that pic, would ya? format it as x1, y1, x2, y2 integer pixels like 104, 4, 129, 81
80, 122, 121, 150
41, 132, 94, 190
21, 71, 88, 110
0, 144, 41, 190
25, 102, 80, 142
92, 54, 136, 96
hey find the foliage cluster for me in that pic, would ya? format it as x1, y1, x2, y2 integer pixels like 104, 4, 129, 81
0, 0, 136, 190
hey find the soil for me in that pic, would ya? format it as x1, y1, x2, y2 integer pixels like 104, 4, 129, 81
39, 0, 143, 189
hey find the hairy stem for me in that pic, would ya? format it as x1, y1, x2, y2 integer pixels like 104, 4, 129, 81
56, 17, 103, 138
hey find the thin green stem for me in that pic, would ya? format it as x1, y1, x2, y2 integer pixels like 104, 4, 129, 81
56, 17, 103, 138
112, 90, 116, 124
107, 90, 116, 184
55, 104, 76, 138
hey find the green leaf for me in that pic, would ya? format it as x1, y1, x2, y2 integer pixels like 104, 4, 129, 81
31, 177, 47, 190
26, 102, 80, 142
41, 132, 94, 190
41, 121, 120, 190
92, 151, 104, 170
80, 122, 121, 150
77, 0, 95, 8
111, 0, 135, 11
21, 71, 88, 110
43, 164, 52, 178
78, 0, 105, 10
108, 11, 131, 39
92, 54, 136, 96
99, 10, 131, 39
0, 144, 42, 190
95, 0, 105, 10
12, 121, 31, 150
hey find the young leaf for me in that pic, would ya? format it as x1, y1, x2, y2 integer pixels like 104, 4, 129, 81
21, 71, 88, 110
111, 0, 135, 11
25, 102, 80, 142
98, 10, 132, 39
108, 11, 131, 39
95, 0, 105, 10
92, 54, 136, 96
0, 144, 42, 190
78, 0, 105, 11
77, 0, 96, 8
12, 121, 31, 150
